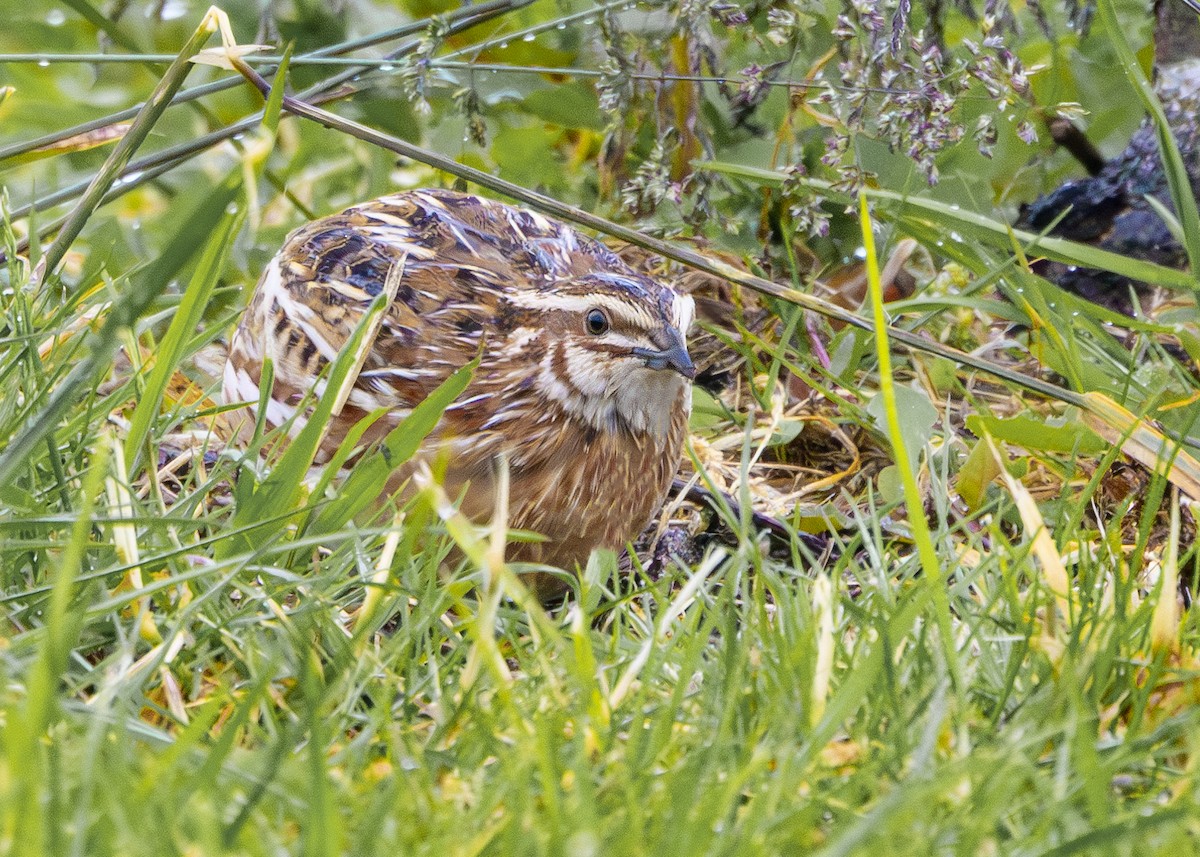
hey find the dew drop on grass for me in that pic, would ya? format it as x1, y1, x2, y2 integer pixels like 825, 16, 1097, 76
38, 60, 50, 67
160, 0, 188, 20
379, 64, 395, 73
46, 9, 66, 25
556, 22, 567, 29
522, 32, 536, 41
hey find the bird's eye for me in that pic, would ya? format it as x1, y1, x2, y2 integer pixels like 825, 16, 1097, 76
585, 308, 610, 335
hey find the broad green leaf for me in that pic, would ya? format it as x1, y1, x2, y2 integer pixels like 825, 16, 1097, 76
957, 437, 1004, 511
966, 412, 1107, 456
521, 85, 605, 130
866, 384, 937, 467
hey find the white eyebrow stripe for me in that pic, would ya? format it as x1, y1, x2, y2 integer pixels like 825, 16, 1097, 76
506, 291, 665, 330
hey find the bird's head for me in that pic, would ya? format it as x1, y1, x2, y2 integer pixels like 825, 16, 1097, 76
505, 272, 695, 438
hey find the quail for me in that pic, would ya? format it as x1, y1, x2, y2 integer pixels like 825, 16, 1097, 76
224, 188, 696, 595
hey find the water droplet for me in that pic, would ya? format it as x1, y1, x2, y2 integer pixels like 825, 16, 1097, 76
949, 204, 960, 211
1016, 287, 1024, 294
583, 17, 595, 24
556, 22, 567, 29
949, 231, 963, 243
854, 246, 866, 260
225, 202, 239, 215
38, 59, 50, 68
46, 9, 66, 25
1066, 265, 1077, 272
160, 0, 188, 21
1071, 311, 1079, 317
499, 41, 509, 49
379, 63, 395, 73
522, 32, 535, 42
935, 240, 944, 247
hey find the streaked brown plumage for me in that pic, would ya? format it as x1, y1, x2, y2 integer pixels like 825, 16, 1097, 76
224, 188, 694, 595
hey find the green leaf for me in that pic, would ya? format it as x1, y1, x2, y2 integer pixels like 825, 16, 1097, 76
866, 384, 937, 467
956, 438, 1003, 512
876, 464, 903, 505
262, 42, 294, 134
965, 412, 1107, 455
521, 85, 604, 130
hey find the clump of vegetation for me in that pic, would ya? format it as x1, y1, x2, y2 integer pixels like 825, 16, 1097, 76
2, 1, 1199, 854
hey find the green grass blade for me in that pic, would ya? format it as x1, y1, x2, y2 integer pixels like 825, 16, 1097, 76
123, 207, 244, 470
59, 0, 147, 54
262, 43, 294, 134
307, 359, 477, 537
0, 172, 241, 490
216, 286, 408, 560
5, 436, 110, 857
698, 159, 1198, 291
33, 12, 217, 286
858, 191, 962, 691
0, 1, 528, 167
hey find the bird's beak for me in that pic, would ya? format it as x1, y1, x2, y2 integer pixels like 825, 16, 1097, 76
632, 329, 696, 379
